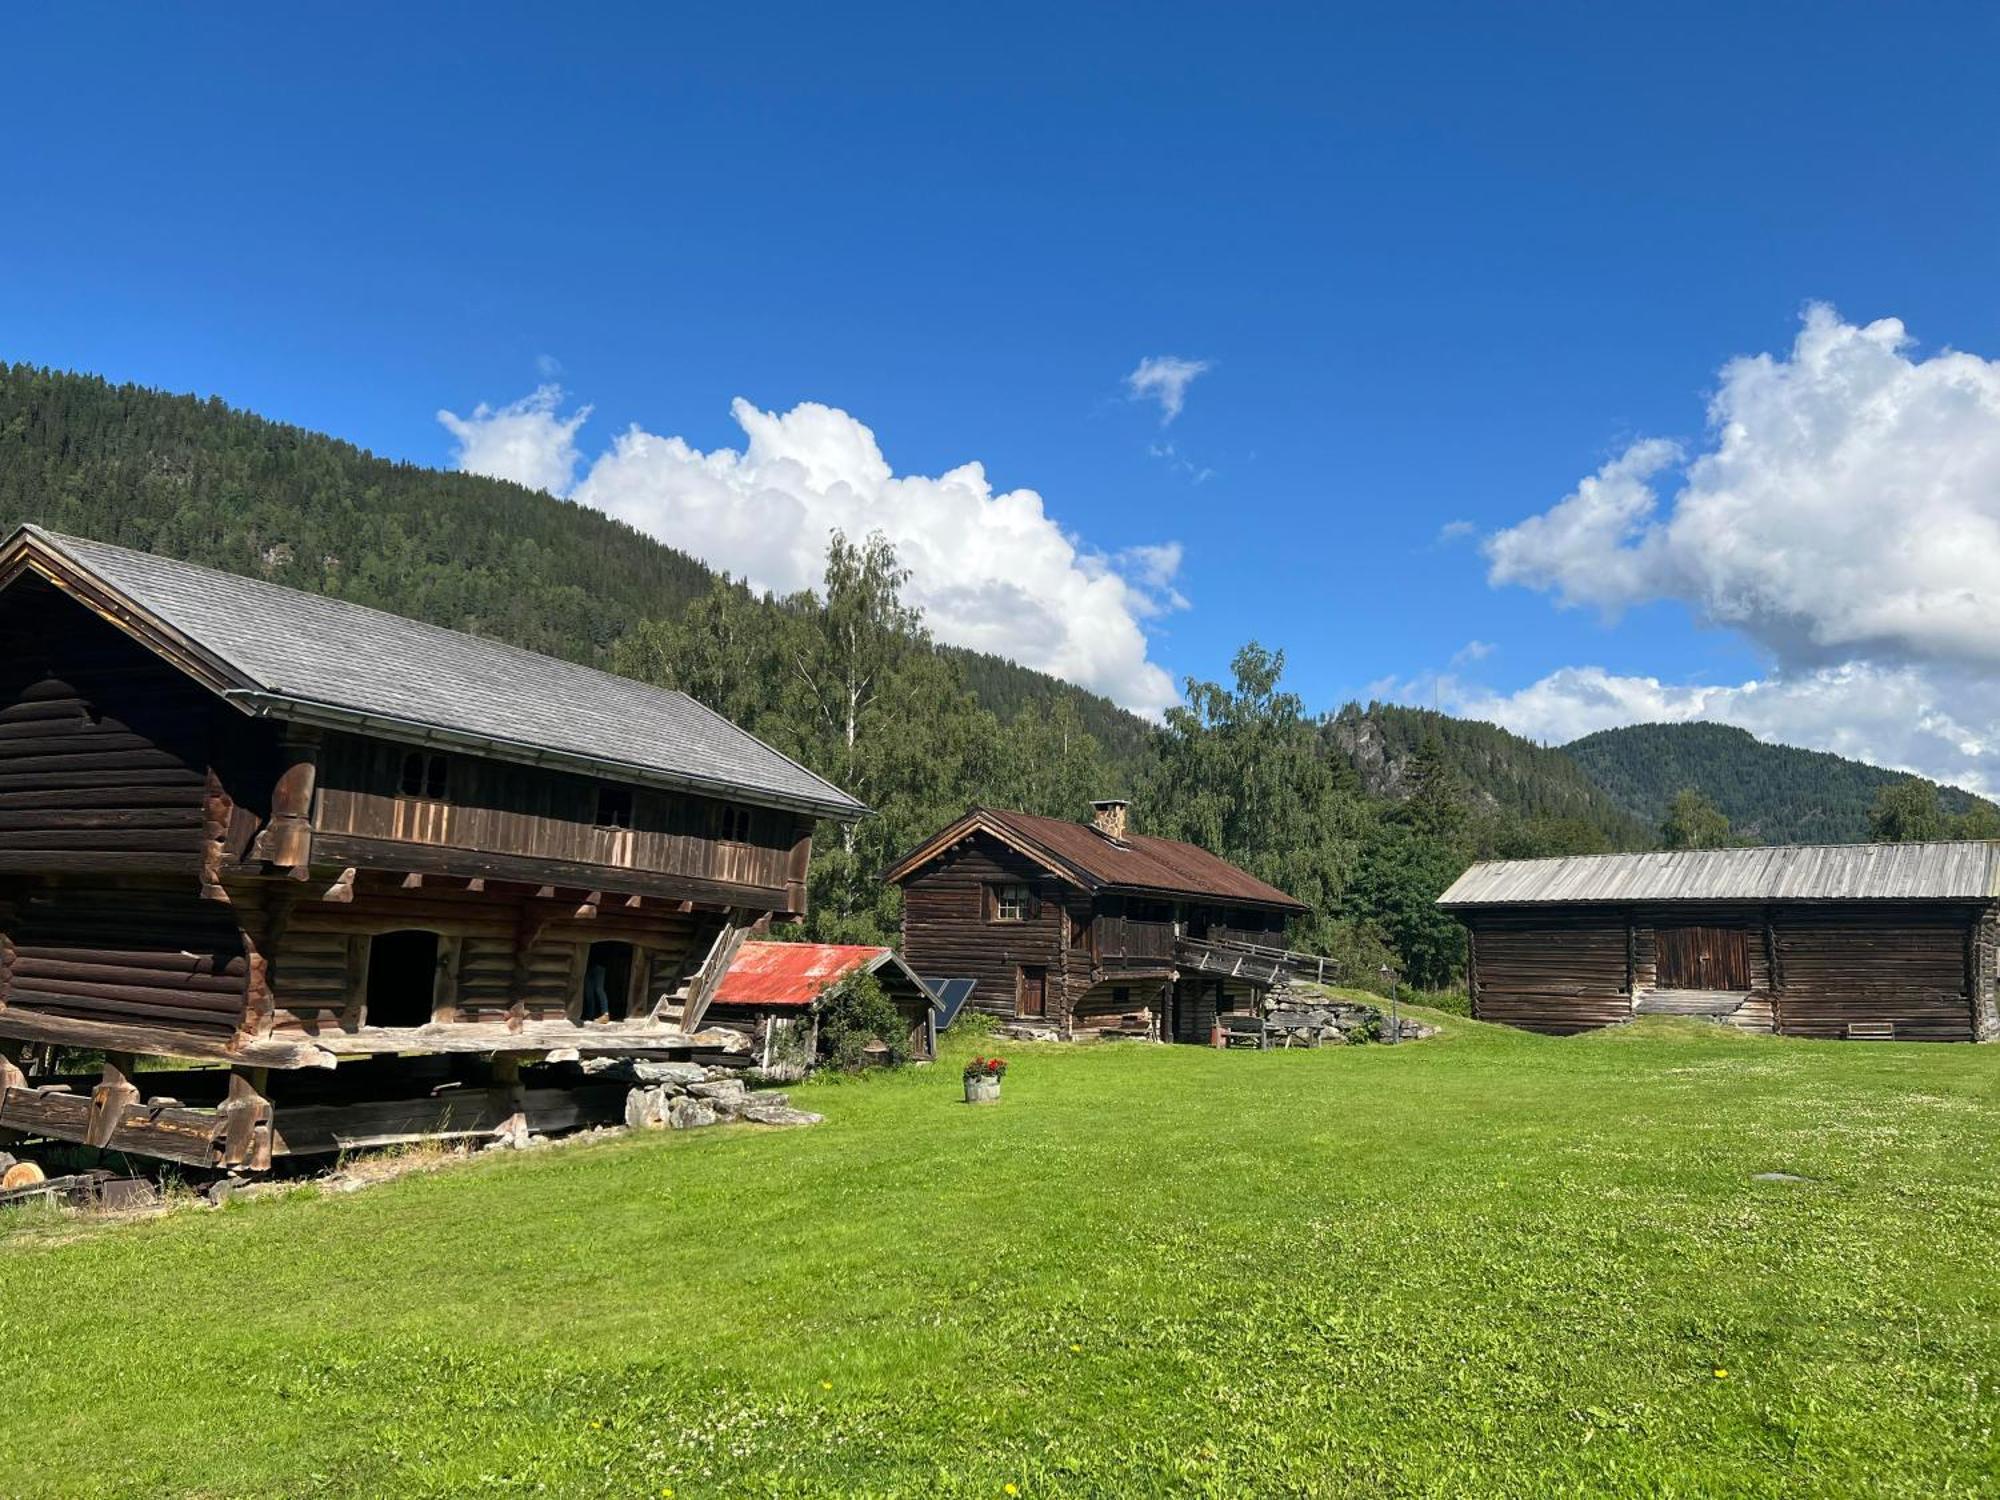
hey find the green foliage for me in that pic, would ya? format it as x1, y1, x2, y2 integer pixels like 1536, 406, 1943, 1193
6, 1024, 2000, 1495
1867, 777, 2000, 843
1568, 721, 1997, 844
1144, 643, 1369, 924
1660, 787, 1733, 849
814, 970, 909, 1071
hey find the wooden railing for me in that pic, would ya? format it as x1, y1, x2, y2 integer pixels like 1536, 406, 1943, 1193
1175, 936, 1340, 988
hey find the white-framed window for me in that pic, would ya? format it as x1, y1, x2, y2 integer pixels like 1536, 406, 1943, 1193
991, 883, 1032, 923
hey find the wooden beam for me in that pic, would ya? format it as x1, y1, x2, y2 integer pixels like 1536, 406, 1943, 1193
310, 833, 790, 912
0, 1010, 337, 1070
299, 1018, 749, 1058
322, 867, 357, 904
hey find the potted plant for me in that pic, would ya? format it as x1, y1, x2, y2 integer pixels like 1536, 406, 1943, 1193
963, 1055, 1007, 1104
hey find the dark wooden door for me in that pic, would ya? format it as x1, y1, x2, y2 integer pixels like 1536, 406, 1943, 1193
1656, 926, 1751, 990
1018, 965, 1047, 1018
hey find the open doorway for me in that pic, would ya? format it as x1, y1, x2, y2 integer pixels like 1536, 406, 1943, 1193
582, 941, 638, 1023
366, 930, 440, 1028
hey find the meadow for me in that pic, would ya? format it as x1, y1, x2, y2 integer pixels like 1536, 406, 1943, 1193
1, 1005, 1996, 1498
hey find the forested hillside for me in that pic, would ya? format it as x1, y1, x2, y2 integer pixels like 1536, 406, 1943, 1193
1327, 703, 1652, 851
1564, 722, 1995, 844
0, 363, 1149, 764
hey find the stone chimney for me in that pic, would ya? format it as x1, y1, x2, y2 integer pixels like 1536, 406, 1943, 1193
1090, 798, 1130, 844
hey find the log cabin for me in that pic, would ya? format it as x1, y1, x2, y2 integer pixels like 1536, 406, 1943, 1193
1439, 842, 2000, 1042
0, 524, 866, 1168
704, 940, 938, 1075
886, 800, 1307, 1041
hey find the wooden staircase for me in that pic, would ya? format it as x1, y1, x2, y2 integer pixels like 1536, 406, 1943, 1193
651, 914, 753, 1034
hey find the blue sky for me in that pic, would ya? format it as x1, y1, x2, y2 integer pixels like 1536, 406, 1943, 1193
7, 6, 2000, 781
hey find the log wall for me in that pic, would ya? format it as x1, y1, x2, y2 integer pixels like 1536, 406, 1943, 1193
1462, 901, 1988, 1041
0, 577, 271, 876
0, 879, 249, 1037
267, 875, 723, 1034
898, 834, 1074, 1025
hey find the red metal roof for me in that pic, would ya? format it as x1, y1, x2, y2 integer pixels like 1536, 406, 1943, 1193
713, 942, 896, 1008
888, 807, 1306, 911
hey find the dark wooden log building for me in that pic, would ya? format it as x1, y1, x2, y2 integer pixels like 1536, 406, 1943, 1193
886, 800, 1306, 1041
0, 525, 865, 1168
1439, 843, 2000, 1042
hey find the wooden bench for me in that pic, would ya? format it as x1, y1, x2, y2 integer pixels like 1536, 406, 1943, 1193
1216, 1013, 1269, 1050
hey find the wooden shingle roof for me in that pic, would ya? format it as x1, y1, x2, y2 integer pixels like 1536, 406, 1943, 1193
2, 525, 864, 819
886, 806, 1307, 911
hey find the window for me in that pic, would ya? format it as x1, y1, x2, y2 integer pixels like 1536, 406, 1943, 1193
717, 803, 753, 843
399, 751, 449, 801
596, 784, 634, 829
991, 883, 1032, 923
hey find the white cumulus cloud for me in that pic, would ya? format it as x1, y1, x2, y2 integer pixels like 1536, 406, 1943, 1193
1472, 305, 2000, 790
440, 389, 1184, 715
437, 384, 589, 496
1487, 306, 2000, 669
1437, 662, 1997, 794
1125, 356, 1210, 424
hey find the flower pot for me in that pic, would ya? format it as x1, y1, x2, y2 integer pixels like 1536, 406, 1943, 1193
964, 1075, 1001, 1105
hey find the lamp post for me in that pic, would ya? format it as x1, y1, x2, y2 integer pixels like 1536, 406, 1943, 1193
1378, 962, 1400, 1044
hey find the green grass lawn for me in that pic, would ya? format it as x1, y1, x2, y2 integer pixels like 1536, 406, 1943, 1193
3, 1005, 1998, 1498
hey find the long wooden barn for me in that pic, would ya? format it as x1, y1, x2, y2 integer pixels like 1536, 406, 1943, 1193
1439, 842, 2000, 1042
0, 524, 866, 1168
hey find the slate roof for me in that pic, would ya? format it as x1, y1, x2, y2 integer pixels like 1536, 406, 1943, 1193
1438, 841, 2000, 907
712, 942, 935, 1008
9, 526, 863, 819
890, 806, 1307, 910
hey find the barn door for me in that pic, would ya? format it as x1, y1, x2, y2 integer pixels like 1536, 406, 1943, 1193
1018, 964, 1047, 1018
1656, 926, 1751, 990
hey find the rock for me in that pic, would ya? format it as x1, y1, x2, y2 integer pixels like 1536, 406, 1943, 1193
739, 1103, 823, 1127
690, 1078, 747, 1103
632, 1060, 709, 1086
203, 1175, 248, 1206
668, 1095, 718, 1130
623, 1086, 672, 1129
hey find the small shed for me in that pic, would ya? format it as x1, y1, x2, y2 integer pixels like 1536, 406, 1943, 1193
1438, 841, 2000, 1042
707, 942, 938, 1071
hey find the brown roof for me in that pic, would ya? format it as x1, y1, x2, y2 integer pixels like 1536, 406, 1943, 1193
886, 806, 1306, 911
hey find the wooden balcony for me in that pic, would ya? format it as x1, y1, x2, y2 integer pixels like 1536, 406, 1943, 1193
1090, 916, 1177, 969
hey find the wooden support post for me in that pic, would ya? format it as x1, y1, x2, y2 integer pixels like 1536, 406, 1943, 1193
217, 1067, 274, 1171
489, 1053, 531, 1147
0, 1040, 25, 1096
85, 1054, 141, 1149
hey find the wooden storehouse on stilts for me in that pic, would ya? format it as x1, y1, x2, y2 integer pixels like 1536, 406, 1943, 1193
0, 525, 866, 1169
1439, 842, 2000, 1042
